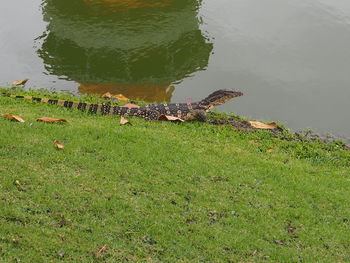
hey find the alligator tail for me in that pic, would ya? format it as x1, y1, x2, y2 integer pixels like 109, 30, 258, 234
3, 94, 160, 119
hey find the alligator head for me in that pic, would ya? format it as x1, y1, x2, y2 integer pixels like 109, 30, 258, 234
199, 89, 243, 110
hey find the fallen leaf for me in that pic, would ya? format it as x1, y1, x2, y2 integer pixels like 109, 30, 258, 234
13, 180, 25, 191
37, 117, 68, 123
101, 92, 112, 98
96, 245, 107, 258
54, 140, 64, 149
157, 114, 185, 122
249, 121, 277, 130
267, 149, 274, 153
113, 94, 129, 102
12, 78, 29, 86
13, 180, 22, 188
2, 114, 25, 123
120, 116, 132, 125
274, 240, 285, 245
122, 103, 140, 108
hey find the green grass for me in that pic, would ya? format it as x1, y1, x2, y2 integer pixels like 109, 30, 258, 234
0, 88, 350, 262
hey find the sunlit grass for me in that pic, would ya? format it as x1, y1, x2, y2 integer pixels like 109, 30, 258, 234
0, 89, 349, 262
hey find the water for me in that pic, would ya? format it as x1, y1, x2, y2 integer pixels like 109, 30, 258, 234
0, 0, 349, 136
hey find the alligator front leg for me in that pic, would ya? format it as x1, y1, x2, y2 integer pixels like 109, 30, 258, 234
184, 110, 207, 122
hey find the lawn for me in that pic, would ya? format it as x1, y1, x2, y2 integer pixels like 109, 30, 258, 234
0, 89, 349, 262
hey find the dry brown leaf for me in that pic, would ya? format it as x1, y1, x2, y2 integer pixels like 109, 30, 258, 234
113, 94, 129, 102
120, 116, 132, 125
267, 149, 274, 153
157, 114, 185, 122
2, 114, 25, 123
54, 140, 64, 149
249, 121, 277, 130
122, 103, 140, 108
37, 117, 68, 123
12, 78, 29, 86
96, 245, 107, 258
101, 92, 112, 98
274, 240, 285, 245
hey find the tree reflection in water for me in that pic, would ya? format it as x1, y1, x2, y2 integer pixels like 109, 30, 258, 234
38, 0, 212, 102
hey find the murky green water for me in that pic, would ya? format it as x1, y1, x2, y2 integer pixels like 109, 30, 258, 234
0, 0, 349, 136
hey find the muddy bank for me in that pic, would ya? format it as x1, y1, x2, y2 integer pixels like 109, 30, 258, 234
206, 113, 350, 150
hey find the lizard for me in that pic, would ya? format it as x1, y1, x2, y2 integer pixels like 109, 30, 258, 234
2, 89, 243, 121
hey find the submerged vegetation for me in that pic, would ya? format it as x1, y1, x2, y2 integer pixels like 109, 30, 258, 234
0, 87, 350, 262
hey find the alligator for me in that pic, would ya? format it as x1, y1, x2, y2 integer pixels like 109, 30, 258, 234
3, 89, 243, 121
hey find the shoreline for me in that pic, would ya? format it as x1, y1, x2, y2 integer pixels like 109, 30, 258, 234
2, 86, 349, 150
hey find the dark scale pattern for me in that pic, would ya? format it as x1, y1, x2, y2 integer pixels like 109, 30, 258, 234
128, 108, 138, 116
147, 104, 160, 113
88, 104, 98, 114
64, 101, 73, 108
120, 107, 128, 116
48, 99, 58, 104
147, 102, 201, 117
112, 106, 120, 115
77, 102, 87, 111
101, 104, 111, 115
168, 104, 180, 112
32, 97, 42, 102
15, 96, 24, 99
131, 108, 140, 116
144, 110, 161, 120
